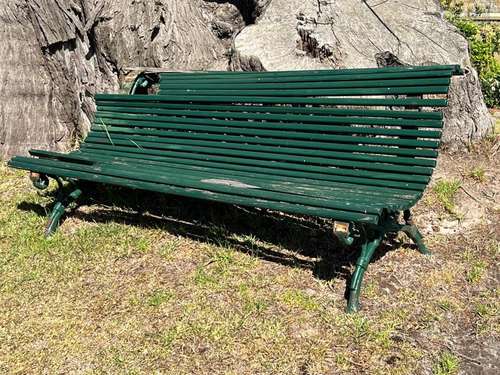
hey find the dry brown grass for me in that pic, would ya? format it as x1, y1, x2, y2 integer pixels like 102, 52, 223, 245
0, 139, 498, 374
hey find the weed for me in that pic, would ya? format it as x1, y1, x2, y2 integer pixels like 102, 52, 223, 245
466, 261, 486, 283
281, 289, 319, 311
473, 290, 500, 335
434, 180, 461, 213
433, 351, 459, 375
437, 299, 456, 312
147, 289, 173, 307
468, 167, 486, 182
193, 265, 216, 286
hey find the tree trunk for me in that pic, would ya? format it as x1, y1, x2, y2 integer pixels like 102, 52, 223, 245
0, 0, 234, 159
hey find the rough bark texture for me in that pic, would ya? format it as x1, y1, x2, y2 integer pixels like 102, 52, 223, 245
0, 0, 233, 158
233, 0, 494, 147
0, 0, 494, 158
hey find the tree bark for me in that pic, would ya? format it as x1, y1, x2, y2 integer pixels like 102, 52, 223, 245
0, 0, 232, 158
0, 0, 494, 158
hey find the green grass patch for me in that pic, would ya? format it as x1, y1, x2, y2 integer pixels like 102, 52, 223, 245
433, 179, 461, 214
468, 167, 487, 183
433, 351, 460, 375
466, 261, 486, 284
280, 289, 320, 311
147, 289, 174, 307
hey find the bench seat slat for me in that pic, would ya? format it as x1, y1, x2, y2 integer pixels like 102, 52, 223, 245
80, 143, 429, 189
94, 114, 442, 139
31, 149, 421, 201
88, 128, 437, 167
11, 158, 379, 223
95, 94, 448, 107
95, 106, 443, 128
25, 153, 413, 209
30, 149, 421, 198
11, 156, 388, 217
67, 152, 421, 202
89, 125, 438, 158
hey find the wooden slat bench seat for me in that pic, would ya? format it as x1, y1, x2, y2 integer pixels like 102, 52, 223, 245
8, 64, 463, 311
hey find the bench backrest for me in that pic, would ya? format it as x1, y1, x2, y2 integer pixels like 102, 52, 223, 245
87, 65, 462, 197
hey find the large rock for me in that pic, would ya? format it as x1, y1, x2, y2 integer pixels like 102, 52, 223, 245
233, 0, 494, 147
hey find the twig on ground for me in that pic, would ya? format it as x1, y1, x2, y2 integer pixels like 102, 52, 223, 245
444, 344, 482, 365
460, 185, 481, 204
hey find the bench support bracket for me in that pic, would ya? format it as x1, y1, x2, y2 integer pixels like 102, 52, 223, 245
347, 228, 383, 313
346, 210, 430, 313
45, 180, 82, 237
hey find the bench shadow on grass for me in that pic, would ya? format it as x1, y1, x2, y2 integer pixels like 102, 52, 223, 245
17, 183, 405, 296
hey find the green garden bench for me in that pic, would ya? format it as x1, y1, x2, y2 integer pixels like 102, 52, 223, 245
8, 65, 463, 312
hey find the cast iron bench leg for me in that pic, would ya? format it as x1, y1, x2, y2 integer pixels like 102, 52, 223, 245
401, 209, 430, 255
45, 187, 82, 237
346, 229, 384, 313
400, 225, 430, 255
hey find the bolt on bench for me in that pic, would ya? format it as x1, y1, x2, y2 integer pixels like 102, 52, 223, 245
8, 65, 463, 312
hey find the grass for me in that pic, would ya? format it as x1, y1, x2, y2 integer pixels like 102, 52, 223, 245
433, 179, 462, 214
468, 167, 486, 182
0, 150, 498, 374
433, 352, 459, 375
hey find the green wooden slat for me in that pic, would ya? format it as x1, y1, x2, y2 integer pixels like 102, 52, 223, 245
95, 113, 442, 139
85, 133, 434, 175
77, 159, 414, 210
10, 156, 384, 217
26, 152, 407, 209
157, 64, 462, 79
95, 105, 443, 128
46, 149, 419, 202
78, 145, 426, 192
41, 148, 419, 198
97, 101, 443, 120
155, 86, 450, 97
158, 70, 453, 84
89, 128, 436, 167
93, 118, 440, 148
89, 124, 438, 158
80, 141, 430, 185
159, 78, 451, 90
30, 150, 419, 210
95, 94, 448, 107
10, 157, 379, 223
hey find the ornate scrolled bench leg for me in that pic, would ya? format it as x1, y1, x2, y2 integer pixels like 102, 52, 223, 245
29, 174, 83, 237
45, 186, 82, 237
346, 228, 384, 313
